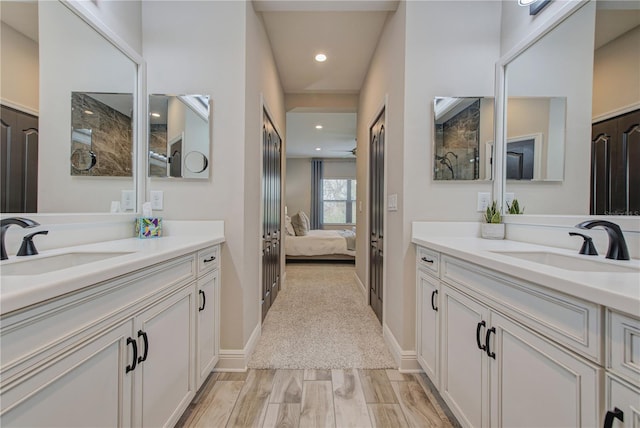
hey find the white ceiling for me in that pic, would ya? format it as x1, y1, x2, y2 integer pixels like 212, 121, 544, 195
286, 112, 357, 158
256, 1, 396, 158
0, 0, 38, 42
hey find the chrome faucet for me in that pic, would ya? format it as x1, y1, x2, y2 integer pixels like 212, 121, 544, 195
575, 220, 630, 261
1, 217, 40, 261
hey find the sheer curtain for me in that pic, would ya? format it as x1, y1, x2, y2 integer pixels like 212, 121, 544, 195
310, 159, 323, 229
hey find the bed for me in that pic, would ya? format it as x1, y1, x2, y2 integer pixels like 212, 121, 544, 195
285, 229, 356, 261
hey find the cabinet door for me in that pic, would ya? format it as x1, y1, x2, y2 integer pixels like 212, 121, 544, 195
417, 270, 440, 386
1, 321, 133, 427
197, 270, 219, 388
489, 311, 601, 427
134, 287, 195, 428
440, 285, 490, 427
605, 374, 640, 428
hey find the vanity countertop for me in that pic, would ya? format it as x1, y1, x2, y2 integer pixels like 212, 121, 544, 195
0, 233, 225, 315
412, 232, 640, 317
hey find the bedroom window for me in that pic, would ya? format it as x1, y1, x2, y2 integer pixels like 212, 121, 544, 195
322, 179, 356, 224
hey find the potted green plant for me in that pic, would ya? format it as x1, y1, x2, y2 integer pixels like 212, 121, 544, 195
481, 200, 505, 239
507, 199, 524, 214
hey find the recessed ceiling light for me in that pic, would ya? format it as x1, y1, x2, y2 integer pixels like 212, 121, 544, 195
315, 125, 323, 129
517, 0, 536, 5
315, 53, 327, 63
315, 147, 321, 151
151, 112, 161, 118
83, 110, 93, 115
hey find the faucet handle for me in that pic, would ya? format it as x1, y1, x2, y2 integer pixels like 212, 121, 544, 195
569, 232, 598, 256
17, 230, 49, 257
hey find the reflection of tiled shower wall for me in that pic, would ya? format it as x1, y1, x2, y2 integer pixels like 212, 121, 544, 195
149, 124, 167, 176
71, 93, 132, 176
436, 100, 480, 180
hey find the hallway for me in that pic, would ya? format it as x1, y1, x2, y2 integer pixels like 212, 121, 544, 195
177, 263, 457, 427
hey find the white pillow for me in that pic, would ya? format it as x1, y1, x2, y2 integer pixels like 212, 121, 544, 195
284, 215, 295, 236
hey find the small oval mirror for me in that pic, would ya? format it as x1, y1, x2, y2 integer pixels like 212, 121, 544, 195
184, 151, 208, 173
70, 148, 97, 172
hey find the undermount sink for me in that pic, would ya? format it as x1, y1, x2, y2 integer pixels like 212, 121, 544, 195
0, 252, 134, 276
491, 251, 640, 273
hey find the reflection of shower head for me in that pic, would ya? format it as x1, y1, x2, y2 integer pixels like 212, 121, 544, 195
443, 151, 458, 159
435, 154, 455, 179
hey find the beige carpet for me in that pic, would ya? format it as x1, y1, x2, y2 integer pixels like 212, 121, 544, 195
248, 263, 396, 369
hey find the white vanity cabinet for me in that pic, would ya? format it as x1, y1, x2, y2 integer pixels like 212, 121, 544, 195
195, 246, 220, 388
416, 245, 602, 427
604, 311, 640, 428
1, 244, 222, 428
416, 246, 440, 386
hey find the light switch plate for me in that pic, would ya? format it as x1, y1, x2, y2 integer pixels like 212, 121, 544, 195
388, 194, 398, 211
121, 190, 134, 211
477, 192, 491, 212
150, 190, 164, 210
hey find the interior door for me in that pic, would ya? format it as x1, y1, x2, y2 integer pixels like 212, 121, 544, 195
1, 105, 39, 213
261, 109, 282, 321
369, 109, 385, 323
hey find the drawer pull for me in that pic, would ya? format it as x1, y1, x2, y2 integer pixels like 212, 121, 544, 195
421, 256, 434, 264
485, 327, 496, 359
137, 330, 149, 363
604, 407, 624, 428
199, 289, 206, 311
431, 290, 438, 311
126, 337, 138, 373
203, 256, 216, 263
476, 321, 486, 351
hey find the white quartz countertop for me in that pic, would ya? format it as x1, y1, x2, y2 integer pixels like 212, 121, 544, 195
412, 234, 640, 317
0, 234, 224, 315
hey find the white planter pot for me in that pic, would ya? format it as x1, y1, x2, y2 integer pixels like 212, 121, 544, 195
481, 223, 505, 240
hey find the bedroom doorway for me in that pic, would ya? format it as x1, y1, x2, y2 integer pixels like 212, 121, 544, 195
261, 108, 282, 321
369, 108, 385, 323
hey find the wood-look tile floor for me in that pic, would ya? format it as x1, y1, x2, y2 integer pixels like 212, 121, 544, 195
177, 369, 457, 428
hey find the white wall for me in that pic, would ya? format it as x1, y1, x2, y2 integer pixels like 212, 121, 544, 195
143, 0, 284, 354
1, 22, 38, 114
593, 25, 640, 119
38, 1, 136, 213
285, 158, 311, 217
358, 1, 501, 356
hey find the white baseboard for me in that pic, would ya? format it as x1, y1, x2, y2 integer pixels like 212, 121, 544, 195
383, 323, 421, 373
353, 272, 367, 304
215, 323, 261, 371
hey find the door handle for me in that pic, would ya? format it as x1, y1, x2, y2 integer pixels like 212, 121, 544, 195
476, 321, 486, 351
137, 330, 149, 363
431, 289, 438, 311
126, 337, 138, 373
485, 327, 496, 359
199, 289, 206, 311
603, 407, 624, 428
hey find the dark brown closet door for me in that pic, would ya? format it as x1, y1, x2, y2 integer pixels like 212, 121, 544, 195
1, 105, 39, 213
369, 109, 385, 324
591, 109, 639, 215
261, 109, 282, 321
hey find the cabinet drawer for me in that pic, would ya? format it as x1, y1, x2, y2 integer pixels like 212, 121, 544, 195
197, 246, 219, 274
609, 311, 640, 386
605, 373, 640, 428
441, 255, 602, 362
417, 246, 439, 276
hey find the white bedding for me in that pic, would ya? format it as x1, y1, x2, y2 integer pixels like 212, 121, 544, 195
285, 230, 355, 257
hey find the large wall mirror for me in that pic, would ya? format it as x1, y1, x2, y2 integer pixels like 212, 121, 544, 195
149, 94, 211, 180
1, 1, 140, 214
433, 97, 494, 181
500, 0, 639, 215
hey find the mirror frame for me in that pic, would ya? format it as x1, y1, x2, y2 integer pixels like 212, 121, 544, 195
56, 0, 146, 214
494, 0, 587, 215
